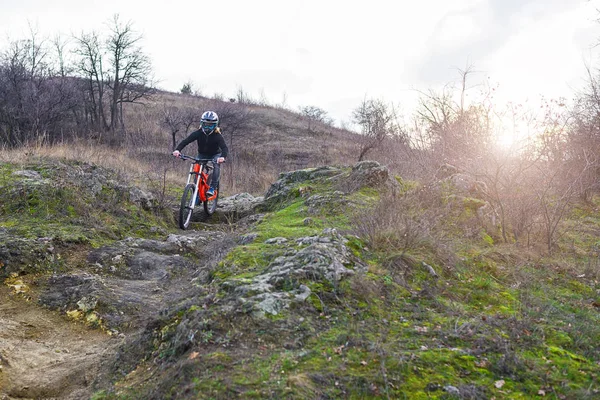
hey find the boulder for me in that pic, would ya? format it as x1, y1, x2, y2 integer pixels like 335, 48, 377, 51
340, 161, 400, 194
217, 192, 264, 219
224, 229, 366, 318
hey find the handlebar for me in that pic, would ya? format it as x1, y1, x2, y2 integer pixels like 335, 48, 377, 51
175, 154, 221, 163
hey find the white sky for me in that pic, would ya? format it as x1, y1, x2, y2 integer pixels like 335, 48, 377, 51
1, 0, 599, 126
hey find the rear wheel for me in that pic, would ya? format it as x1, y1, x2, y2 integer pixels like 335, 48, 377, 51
203, 171, 218, 215
203, 189, 218, 215
179, 184, 196, 229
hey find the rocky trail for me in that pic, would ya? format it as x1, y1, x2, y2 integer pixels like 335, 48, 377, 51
0, 225, 234, 399
0, 284, 112, 399
0, 162, 401, 399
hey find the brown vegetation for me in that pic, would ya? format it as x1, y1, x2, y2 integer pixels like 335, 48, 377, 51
1, 22, 599, 255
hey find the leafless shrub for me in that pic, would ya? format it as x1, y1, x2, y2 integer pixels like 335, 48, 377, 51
352, 98, 403, 162
160, 105, 197, 149
144, 161, 177, 216
569, 64, 600, 202
299, 105, 334, 134
351, 189, 449, 254
235, 86, 254, 105
0, 28, 84, 147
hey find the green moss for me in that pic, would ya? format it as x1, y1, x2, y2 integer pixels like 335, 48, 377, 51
157, 189, 600, 399
394, 176, 419, 194
255, 201, 320, 242
215, 244, 282, 281
8, 160, 600, 399
345, 235, 365, 257
90, 391, 132, 400
1, 163, 170, 245
461, 196, 487, 210
481, 232, 494, 246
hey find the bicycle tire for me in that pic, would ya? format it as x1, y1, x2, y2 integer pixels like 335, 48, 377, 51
203, 169, 217, 216
179, 183, 196, 229
203, 189, 218, 216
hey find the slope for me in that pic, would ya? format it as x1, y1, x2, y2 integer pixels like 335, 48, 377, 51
1, 157, 600, 399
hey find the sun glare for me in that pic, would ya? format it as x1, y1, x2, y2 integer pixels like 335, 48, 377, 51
496, 133, 516, 149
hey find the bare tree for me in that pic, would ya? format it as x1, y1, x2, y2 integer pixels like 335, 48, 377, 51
0, 27, 81, 146
568, 64, 600, 202
180, 81, 193, 95
534, 159, 592, 254
235, 86, 254, 105
300, 105, 333, 133
73, 30, 108, 131
105, 14, 154, 138
72, 15, 154, 143
51, 34, 72, 78
160, 106, 198, 150
476, 147, 542, 245
352, 98, 397, 161
415, 65, 492, 169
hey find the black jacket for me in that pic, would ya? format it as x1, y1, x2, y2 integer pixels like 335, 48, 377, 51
175, 128, 229, 158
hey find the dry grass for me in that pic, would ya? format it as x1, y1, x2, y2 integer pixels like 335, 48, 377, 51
0, 140, 140, 174
0, 138, 279, 197
0, 90, 414, 196
351, 189, 450, 254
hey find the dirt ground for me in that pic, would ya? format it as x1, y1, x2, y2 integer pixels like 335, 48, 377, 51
0, 285, 114, 400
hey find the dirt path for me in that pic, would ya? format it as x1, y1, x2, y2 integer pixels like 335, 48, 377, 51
0, 286, 114, 400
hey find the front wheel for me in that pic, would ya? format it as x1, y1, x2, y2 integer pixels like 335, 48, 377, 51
179, 183, 196, 229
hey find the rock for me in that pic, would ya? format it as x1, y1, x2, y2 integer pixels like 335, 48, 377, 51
422, 262, 438, 278
295, 284, 311, 301
128, 187, 157, 210
261, 166, 344, 210
305, 191, 347, 214
427, 171, 498, 231
254, 294, 286, 316
12, 170, 42, 180
227, 229, 366, 318
239, 233, 258, 245
77, 296, 98, 313
40, 273, 104, 311
265, 237, 287, 244
438, 173, 488, 198
435, 163, 460, 178
164, 234, 210, 252
0, 234, 58, 278
340, 161, 400, 194
87, 239, 197, 280
259, 162, 400, 212
217, 193, 264, 219
443, 385, 460, 396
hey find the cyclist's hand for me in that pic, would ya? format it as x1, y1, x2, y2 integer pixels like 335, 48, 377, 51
217, 157, 225, 164
172, 150, 181, 158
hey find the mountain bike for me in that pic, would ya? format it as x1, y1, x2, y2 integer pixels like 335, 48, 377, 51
176, 154, 219, 229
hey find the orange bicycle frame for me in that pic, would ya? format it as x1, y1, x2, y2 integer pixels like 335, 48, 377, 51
187, 161, 216, 203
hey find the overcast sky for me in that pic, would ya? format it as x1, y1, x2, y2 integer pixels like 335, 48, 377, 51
1, 0, 599, 125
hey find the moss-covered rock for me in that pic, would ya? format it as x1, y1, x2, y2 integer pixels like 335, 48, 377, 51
224, 228, 366, 318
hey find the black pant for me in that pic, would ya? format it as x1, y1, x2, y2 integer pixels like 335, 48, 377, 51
198, 153, 221, 188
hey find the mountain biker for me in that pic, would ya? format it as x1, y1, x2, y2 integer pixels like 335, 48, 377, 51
172, 111, 228, 196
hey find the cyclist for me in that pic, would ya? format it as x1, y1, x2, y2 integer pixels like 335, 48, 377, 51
172, 111, 228, 196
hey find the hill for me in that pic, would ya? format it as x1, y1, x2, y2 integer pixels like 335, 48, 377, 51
1, 155, 599, 399
95, 90, 413, 198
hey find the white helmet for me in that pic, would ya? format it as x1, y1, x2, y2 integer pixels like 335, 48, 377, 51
200, 111, 219, 134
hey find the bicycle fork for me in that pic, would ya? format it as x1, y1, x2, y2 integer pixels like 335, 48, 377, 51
187, 164, 202, 208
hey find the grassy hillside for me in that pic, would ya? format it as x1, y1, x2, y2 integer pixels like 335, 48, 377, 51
96, 166, 599, 399
1, 92, 599, 399
2, 152, 599, 399
124, 91, 367, 194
